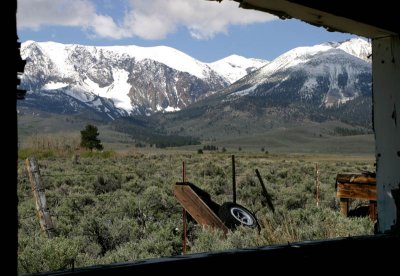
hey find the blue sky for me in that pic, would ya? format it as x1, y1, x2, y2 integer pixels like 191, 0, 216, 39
17, 0, 358, 62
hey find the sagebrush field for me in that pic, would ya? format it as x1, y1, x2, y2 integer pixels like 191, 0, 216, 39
17, 148, 375, 274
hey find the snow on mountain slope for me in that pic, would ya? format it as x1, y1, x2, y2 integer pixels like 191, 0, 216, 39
243, 44, 333, 87
96, 45, 214, 80
22, 40, 218, 80
20, 41, 230, 116
225, 39, 372, 107
82, 69, 133, 112
238, 38, 371, 88
337, 38, 371, 62
208, 55, 269, 83
20, 38, 371, 118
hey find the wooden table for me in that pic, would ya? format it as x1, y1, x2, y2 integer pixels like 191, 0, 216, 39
335, 173, 377, 221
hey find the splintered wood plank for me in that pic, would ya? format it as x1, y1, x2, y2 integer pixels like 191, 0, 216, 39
336, 174, 376, 184
336, 183, 377, 201
174, 184, 228, 234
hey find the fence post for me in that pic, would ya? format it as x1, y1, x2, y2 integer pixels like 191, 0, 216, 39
25, 157, 55, 238
316, 163, 320, 207
182, 161, 187, 255
232, 155, 236, 204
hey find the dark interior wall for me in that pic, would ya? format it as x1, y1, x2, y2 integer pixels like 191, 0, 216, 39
13, 1, 399, 275
7, 0, 17, 275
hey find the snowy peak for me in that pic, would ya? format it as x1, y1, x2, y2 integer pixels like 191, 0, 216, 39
255, 44, 333, 79
22, 41, 217, 80
98, 45, 215, 80
336, 38, 371, 62
209, 54, 269, 84
242, 37, 371, 87
225, 39, 371, 108
20, 41, 229, 116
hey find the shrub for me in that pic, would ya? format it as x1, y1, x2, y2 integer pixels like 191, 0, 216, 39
80, 150, 116, 159
17, 153, 375, 272
203, 145, 218, 151
18, 235, 80, 274
93, 174, 122, 195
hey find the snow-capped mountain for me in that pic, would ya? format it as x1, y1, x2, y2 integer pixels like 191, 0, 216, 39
19, 38, 371, 120
336, 38, 371, 62
225, 38, 371, 107
208, 55, 269, 84
20, 41, 267, 117
20, 41, 228, 116
154, 38, 373, 138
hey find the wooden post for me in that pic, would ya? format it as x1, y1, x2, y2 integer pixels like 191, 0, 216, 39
369, 200, 377, 221
25, 157, 55, 238
255, 169, 275, 213
340, 198, 349, 217
316, 163, 320, 207
182, 161, 187, 255
232, 155, 236, 204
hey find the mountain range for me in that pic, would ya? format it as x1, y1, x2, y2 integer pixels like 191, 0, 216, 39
18, 38, 373, 151
19, 41, 268, 117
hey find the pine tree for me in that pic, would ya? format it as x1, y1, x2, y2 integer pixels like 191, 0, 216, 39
80, 124, 103, 151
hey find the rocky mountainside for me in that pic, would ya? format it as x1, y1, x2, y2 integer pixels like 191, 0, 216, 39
18, 38, 373, 146
154, 38, 373, 139
224, 38, 371, 107
19, 38, 370, 119
19, 41, 267, 117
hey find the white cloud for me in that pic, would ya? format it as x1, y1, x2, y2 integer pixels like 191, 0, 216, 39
18, 0, 276, 40
17, 0, 128, 38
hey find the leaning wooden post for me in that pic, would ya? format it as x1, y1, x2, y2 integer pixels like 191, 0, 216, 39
25, 157, 55, 238
255, 169, 275, 213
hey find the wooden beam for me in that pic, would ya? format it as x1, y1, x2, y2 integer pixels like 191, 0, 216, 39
174, 183, 228, 234
336, 173, 376, 185
336, 183, 377, 201
373, 36, 400, 233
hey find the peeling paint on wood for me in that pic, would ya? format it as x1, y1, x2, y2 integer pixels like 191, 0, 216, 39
372, 36, 400, 233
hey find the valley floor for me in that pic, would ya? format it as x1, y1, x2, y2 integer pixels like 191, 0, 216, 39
18, 149, 375, 274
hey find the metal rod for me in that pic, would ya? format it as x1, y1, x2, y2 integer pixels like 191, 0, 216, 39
315, 163, 319, 207
232, 155, 236, 204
